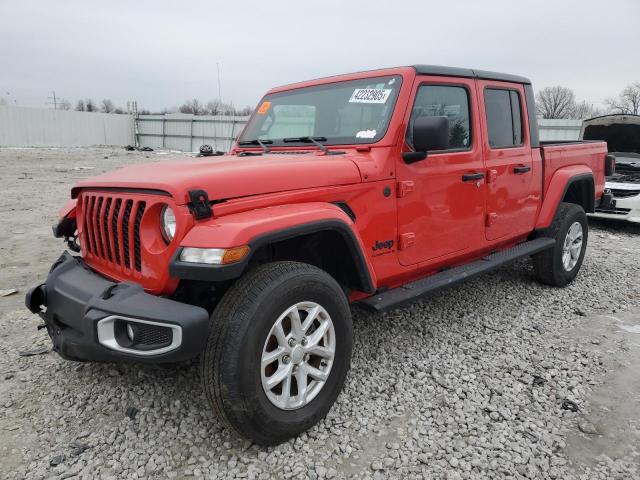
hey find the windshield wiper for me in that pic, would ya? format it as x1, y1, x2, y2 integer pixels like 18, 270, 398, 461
283, 136, 329, 153
238, 138, 273, 153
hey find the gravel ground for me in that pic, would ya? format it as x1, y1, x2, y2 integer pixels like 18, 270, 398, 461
1, 147, 639, 479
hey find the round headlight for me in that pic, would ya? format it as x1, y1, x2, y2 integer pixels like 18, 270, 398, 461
161, 205, 176, 243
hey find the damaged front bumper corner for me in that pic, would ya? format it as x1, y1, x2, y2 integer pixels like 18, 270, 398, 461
26, 252, 209, 363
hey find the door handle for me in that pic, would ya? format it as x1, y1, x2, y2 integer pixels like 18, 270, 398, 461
462, 172, 485, 182
513, 165, 531, 174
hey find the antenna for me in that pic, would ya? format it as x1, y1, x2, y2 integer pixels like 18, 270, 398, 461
46, 91, 59, 109
45, 91, 69, 110
217, 62, 223, 106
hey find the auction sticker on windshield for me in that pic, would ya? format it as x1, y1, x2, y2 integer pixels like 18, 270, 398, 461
257, 101, 271, 114
349, 88, 392, 104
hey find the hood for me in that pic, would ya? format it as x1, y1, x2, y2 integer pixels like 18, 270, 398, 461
72, 152, 363, 204
581, 114, 640, 154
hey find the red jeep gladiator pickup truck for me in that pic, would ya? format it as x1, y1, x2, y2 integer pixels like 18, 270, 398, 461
27, 65, 609, 445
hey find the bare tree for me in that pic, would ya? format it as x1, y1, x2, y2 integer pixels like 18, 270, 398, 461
536, 86, 576, 119
179, 99, 204, 115
75, 100, 85, 111
100, 99, 115, 113
59, 99, 71, 110
570, 100, 603, 120
0, 98, 7, 107
85, 99, 97, 112
605, 82, 640, 115
206, 99, 223, 115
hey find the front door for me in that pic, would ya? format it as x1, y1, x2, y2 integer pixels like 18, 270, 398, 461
476, 81, 537, 240
396, 77, 486, 266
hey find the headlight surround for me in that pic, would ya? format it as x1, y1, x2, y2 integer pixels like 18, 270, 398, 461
160, 205, 176, 243
179, 246, 250, 265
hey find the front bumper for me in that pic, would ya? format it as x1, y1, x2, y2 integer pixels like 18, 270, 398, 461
25, 252, 209, 363
591, 187, 640, 223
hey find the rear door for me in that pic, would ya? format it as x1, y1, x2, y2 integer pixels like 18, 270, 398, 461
396, 76, 486, 266
476, 81, 538, 240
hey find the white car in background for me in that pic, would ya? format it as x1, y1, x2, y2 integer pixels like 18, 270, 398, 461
581, 114, 640, 223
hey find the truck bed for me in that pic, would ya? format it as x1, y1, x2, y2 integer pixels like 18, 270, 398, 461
539, 140, 608, 201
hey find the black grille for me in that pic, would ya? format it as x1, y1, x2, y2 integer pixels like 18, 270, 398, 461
134, 202, 146, 272
135, 323, 172, 347
95, 197, 104, 258
596, 207, 631, 215
121, 200, 133, 268
102, 198, 113, 262
611, 189, 640, 199
111, 199, 122, 264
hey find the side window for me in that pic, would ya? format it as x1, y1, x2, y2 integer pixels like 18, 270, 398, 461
408, 85, 471, 150
484, 88, 524, 148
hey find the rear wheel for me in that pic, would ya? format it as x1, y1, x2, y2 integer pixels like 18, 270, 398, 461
533, 202, 588, 287
200, 261, 352, 445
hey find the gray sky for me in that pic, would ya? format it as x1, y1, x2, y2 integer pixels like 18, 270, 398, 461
2, 0, 639, 111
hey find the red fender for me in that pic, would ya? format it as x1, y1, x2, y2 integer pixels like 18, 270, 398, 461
58, 198, 77, 220
180, 202, 377, 290
536, 165, 594, 229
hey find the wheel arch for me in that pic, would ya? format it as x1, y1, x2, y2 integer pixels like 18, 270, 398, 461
245, 220, 376, 294
536, 168, 595, 230
170, 203, 376, 295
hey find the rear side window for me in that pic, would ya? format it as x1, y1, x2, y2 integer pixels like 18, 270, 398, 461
484, 88, 523, 148
407, 85, 471, 150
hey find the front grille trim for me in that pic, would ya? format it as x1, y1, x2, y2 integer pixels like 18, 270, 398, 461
81, 193, 147, 273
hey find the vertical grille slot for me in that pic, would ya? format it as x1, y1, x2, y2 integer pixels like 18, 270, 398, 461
94, 197, 104, 259
134, 202, 146, 272
102, 198, 113, 262
83, 196, 92, 255
122, 200, 133, 269
111, 199, 122, 265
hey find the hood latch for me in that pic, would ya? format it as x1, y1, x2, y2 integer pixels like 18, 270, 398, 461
188, 189, 212, 220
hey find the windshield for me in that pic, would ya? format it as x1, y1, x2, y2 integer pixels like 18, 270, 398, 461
239, 75, 402, 147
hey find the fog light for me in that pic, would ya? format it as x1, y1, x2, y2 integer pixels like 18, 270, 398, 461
126, 323, 135, 342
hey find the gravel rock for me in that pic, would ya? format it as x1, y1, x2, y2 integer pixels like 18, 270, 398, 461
578, 420, 600, 435
0, 148, 639, 480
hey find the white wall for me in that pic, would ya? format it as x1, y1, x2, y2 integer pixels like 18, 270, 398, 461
0, 106, 134, 147
0, 106, 582, 150
538, 119, 583, 141
137, 114, 249, 152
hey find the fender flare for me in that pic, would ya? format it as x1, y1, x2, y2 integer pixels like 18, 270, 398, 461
536, 166, 595, 230
58, 198, 77, 220
169, 202, 376, 293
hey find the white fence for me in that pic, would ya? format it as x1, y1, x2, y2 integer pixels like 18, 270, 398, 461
0, 106, 583, 151
538, 119, 582, 141
137, 113, 249, 153
0, 106, 134, 147
136, 116, 585, 152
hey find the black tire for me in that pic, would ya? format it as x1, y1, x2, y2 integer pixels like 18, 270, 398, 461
533, 202, 588, 287
200, 261, 352, 445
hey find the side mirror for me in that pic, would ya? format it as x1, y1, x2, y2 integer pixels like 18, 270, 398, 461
403, 116, 450, 163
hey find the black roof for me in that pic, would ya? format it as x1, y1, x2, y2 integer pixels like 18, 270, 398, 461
412, 65, 531, 85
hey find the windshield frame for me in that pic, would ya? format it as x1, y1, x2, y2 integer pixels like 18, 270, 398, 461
238, 74, 404, 148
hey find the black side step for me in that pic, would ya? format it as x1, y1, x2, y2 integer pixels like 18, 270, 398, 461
358, 237, 555, 312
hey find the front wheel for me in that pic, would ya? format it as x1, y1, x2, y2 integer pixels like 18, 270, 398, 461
533, 202, 588, 287
200, 261, 352, 445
